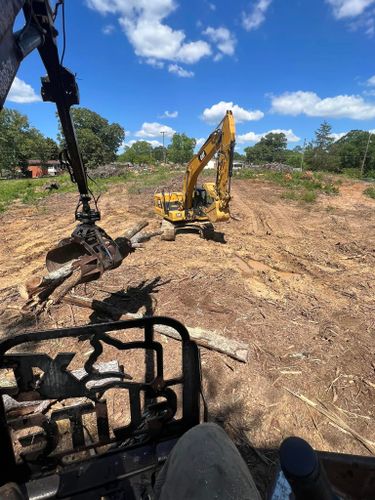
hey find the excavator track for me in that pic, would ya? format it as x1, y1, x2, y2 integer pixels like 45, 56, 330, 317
160, 220, 215, 241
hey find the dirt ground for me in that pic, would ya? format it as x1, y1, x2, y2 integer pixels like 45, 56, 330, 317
0, 177, 374, 496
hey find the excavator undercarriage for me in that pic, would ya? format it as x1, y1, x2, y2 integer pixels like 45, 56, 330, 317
160, 219, 215, 241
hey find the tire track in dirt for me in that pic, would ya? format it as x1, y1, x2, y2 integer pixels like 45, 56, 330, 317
1, 176, 375, 471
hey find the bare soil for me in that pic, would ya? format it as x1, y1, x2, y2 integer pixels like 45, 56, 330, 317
0, 178, 374, 496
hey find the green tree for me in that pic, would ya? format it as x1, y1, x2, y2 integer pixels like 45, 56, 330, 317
118, 141, 153, 164
330, 130, 375, 174
0, 109, 29, 175
167, 133, 196, 163
285, 147, 303, 168
153, 145, 166, 162
305, 121, 339, 171
233, 151, 245, 161
245, 133, 287, 163
44, 137, 59, 160
58, 107, 125, 167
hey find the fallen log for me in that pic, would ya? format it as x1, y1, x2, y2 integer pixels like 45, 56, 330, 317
123, 220, 149, 240
118, 312, 249, 363
63, 294, 122, 319
54, 292, 250, 363
155, 324, 249, 363
131, 230, 162, 244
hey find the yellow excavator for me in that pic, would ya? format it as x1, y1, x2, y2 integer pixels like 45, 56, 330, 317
154, 111, 236, 240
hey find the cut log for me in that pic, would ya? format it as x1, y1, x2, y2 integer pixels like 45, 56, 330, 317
122, 313, 249, 363
131, 230, 162, 244
57, 294, 250, 363
63, 294, 122, 319
123, 220, 149, 240
156, 324, 249, 363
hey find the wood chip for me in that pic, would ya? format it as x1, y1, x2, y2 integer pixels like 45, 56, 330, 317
284, 387, 375, 454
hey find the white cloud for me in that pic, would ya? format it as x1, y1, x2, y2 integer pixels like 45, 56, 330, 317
7, 77, 41, 104
330, 132, 347, 141
202, 101, 264, 124
326, 0, 375, 18
160, 110, 178, 118
366, 74, 375, 86
146, 139, 163, 147
271, 90, 375, 120
242, 0, 272, 31
327, 1, 375, 36
203, 26, 236, 59
208, 2, 216, 10
86, 0, 211, 66
168, 64, 194, 78
237, 129, 301, 144
135, 122, 176, 138
145, 58, 164, 69
102, 24, 115, 34
195, 137, 206, 147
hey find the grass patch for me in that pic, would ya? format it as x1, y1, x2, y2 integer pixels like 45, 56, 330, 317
301, 190, 317, 203
364, 186, 375, 199
0, 167, 177, 213
0, 178, 49, 212
281, 190, 299, 201
0, 165, 343, 213
235, 168, 339, 203
0, 173, 129, 213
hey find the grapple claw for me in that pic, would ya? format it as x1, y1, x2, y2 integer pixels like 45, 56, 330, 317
46, 223, 126, 283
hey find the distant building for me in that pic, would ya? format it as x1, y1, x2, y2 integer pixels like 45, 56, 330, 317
233, 161, 245, 170
27, 160, 47, 178
47, 160, 61, 176
27, 159, 60, 178
205, 159, 216, 170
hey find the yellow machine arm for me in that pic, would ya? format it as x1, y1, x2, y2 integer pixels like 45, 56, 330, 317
183, 110, 236, 221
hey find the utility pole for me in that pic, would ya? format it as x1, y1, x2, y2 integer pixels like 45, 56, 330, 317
160, 131, 166, 164
361, 131, 372, 178
300, 139, 306, 171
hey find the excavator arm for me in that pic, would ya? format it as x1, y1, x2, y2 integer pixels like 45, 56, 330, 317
1, 0, 94, 220
183, 110, 235, 222
0, 1, 128, 280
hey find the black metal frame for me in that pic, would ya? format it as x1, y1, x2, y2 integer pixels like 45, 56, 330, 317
0, 317, 202, 489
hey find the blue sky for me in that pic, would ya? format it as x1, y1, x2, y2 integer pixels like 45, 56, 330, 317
6, 0, 375, 151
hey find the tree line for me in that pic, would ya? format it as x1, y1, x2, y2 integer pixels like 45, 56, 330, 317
0, 106, 196, 176
0, 109, 59, 177
118, 133, 196, 165
0, 107, 125, 177
1, 107, 374, 177
241, 122, 375, 176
